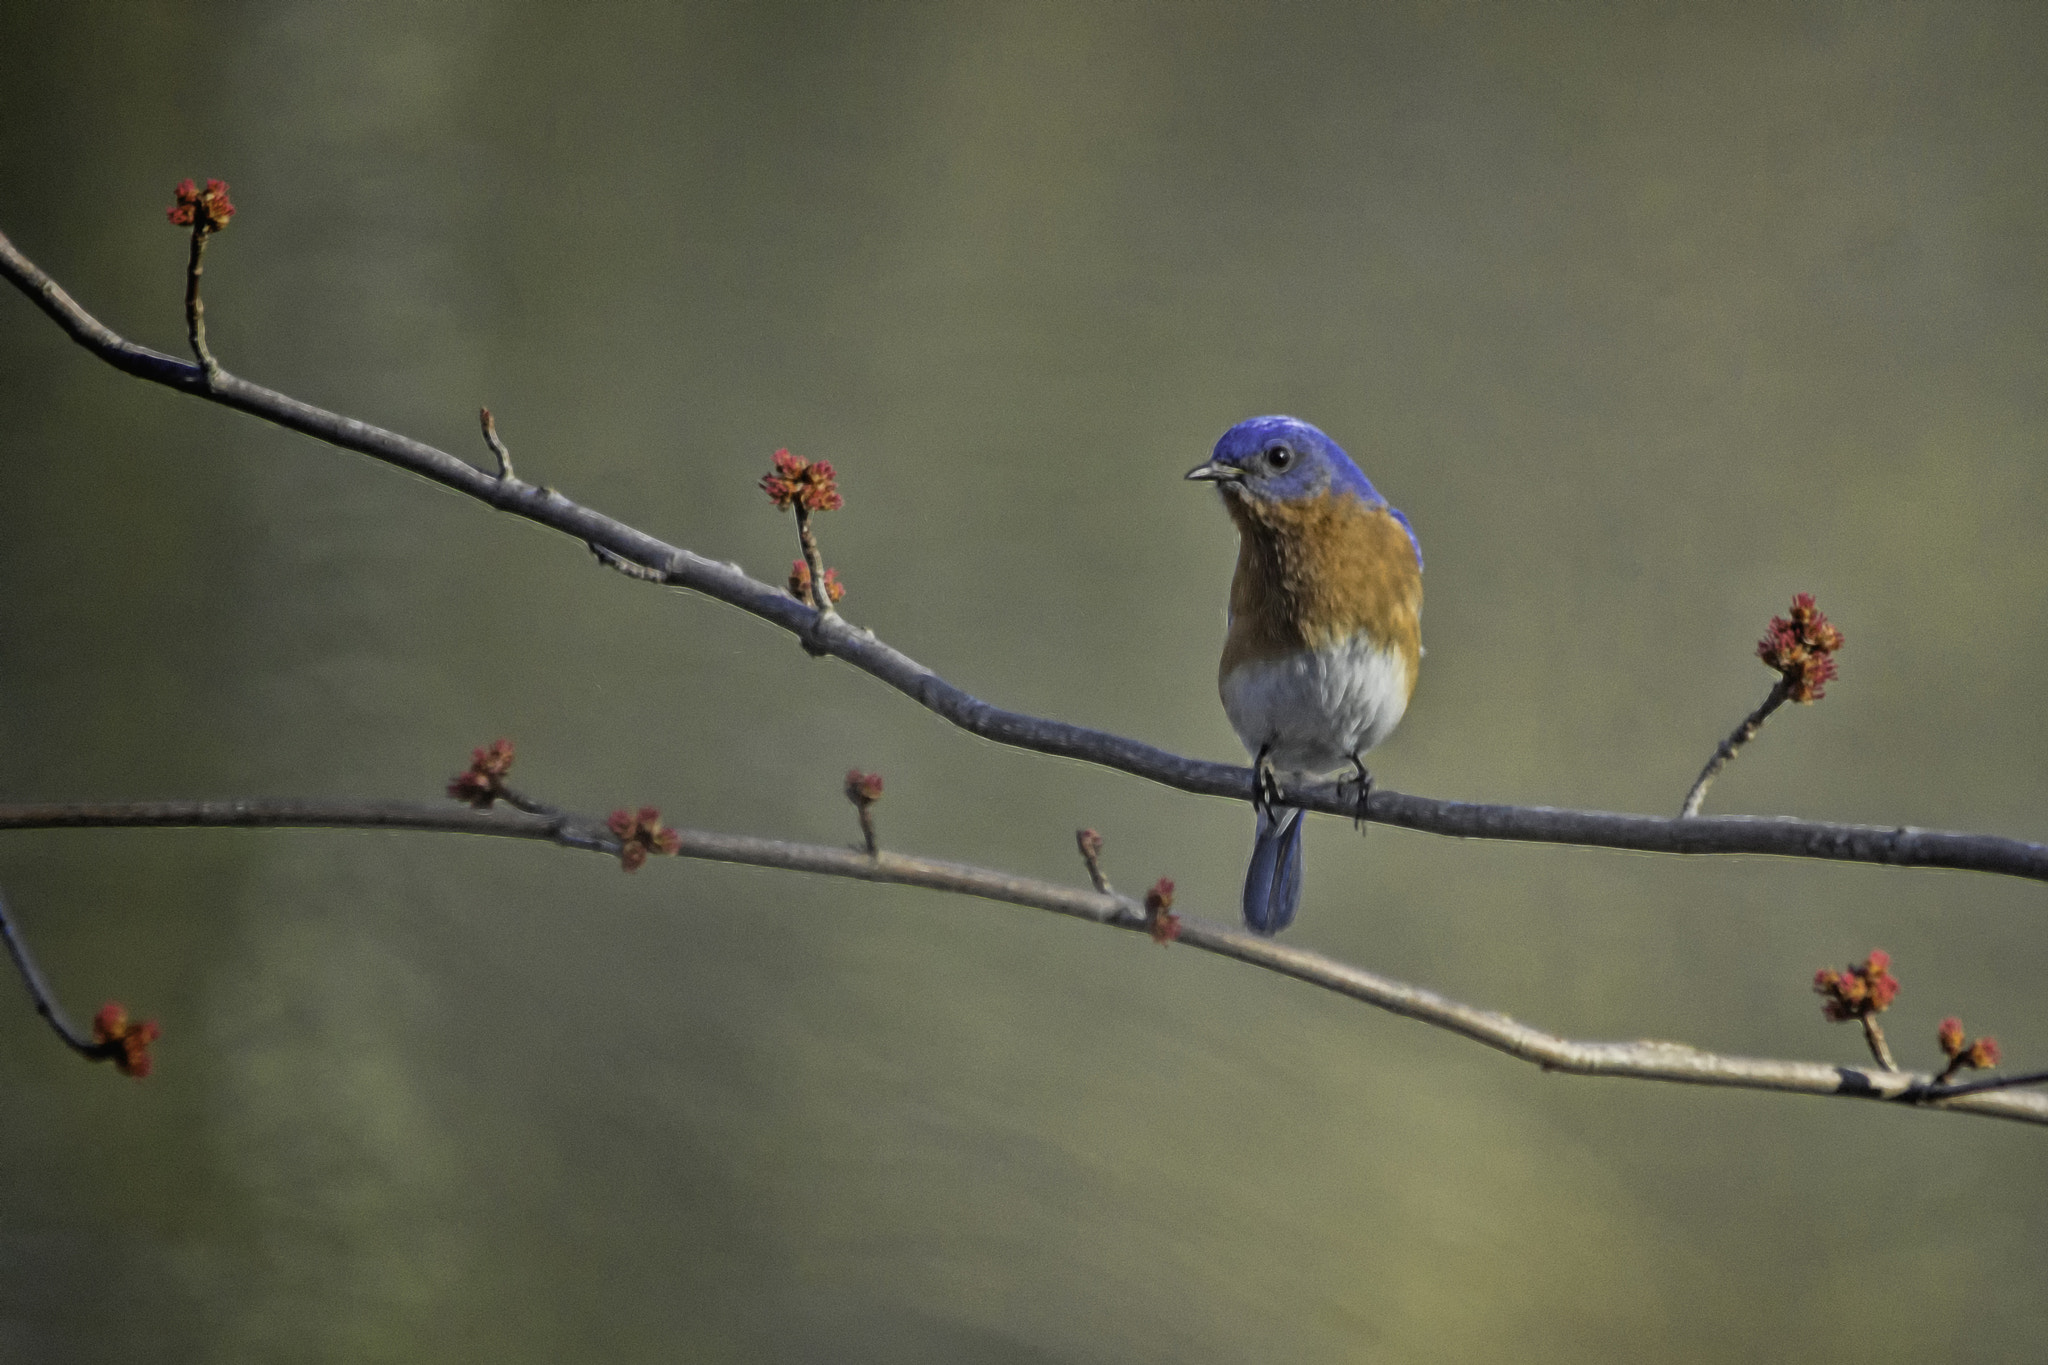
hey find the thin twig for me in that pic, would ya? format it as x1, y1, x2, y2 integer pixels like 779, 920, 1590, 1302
1861, 1015, 1897, 1071
1076, 829, 1113, 895
183, 225, 219, 384
0, 890, 103, 1058
1919, 1067, 2048, 1101
0, 797, 2041, 1126
5, 228, 2048, 883
1680, 680, 1789, 817
479, 406, 516, 483
793, 504, 839, 655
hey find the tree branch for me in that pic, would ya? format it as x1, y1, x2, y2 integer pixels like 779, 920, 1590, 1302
0, 798, 2040, 1125
5, 226, 2047, 885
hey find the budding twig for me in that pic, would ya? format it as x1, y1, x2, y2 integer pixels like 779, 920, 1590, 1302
1814, 950, 1900, 1070
845, 771, 883, 856
166, 178, 235, 385
759, 449, 845, 654
0, 890, 160, 1076
1680, 595, 1843, 817
479, 407, 517, 483
1075, 828, 1112, 894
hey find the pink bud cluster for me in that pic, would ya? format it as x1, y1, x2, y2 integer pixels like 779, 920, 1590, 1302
1936, 1016, 2001, 1076
1143, 877, 1180, 945
609, 807, 681, 871
93, 1002, 162, 1078
1758, 592, 1844, 703
166, 178, 236, 232
447, 739, 517, 807
789, 561, 845, 604
1813, 949, 1898, 1022
760, 449, 843, 512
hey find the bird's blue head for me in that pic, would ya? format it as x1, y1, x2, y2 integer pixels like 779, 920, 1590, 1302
1188, 415, 1420, 566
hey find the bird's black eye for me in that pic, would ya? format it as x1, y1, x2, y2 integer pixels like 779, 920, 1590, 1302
1266, 445, 1294, 472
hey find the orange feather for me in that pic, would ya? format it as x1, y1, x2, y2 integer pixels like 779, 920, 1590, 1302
1218, 490, 1423, 692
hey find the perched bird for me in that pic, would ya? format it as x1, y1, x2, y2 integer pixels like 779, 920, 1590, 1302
1187, 416, 1422, 934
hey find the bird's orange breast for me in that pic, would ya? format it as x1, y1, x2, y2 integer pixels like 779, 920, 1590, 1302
1219, 490, 1423, 691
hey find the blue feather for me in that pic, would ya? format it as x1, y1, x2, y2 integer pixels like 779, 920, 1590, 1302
1241, 805, 1305, 935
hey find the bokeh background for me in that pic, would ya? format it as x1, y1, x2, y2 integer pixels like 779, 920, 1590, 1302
3, 3, 2046, 1360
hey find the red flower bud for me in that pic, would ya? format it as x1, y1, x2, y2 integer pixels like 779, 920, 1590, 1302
760, 449, 843, 512
788, 560, 846, 603
608, 806, 680, 872
1813, 950, 1898, 1023
92, 1002, 162, 1079
1758, 593, 1843, 702
1143, 877, 1180, 945
166, 177, 235, 231
447, 738, 516, 807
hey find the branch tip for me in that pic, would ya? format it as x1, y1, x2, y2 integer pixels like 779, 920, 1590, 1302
845, 771, 883, 856
1076, 828, 1112, 895
479, 406, 516, 482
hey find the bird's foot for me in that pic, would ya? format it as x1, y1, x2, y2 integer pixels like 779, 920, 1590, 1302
1252, 744, 1283, 820
1344, 755, 1374, 835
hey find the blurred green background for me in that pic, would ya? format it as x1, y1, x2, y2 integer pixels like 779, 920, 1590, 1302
2, 2, 2045, 1360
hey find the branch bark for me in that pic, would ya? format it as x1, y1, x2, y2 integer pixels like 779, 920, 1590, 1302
5, 227, 2048, 887
1, 798, 2040, 1126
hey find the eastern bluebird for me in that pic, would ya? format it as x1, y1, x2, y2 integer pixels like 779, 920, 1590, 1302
1187, 416, 1423, 935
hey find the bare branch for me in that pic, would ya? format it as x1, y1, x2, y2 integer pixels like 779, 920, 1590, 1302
0, 797, 2041, 1126
5, 228, 2048, 885
0, 889, 101, 1058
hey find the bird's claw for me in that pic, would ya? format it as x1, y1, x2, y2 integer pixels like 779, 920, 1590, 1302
1344, 755, 1373, 834
1252, 745, 1283, 819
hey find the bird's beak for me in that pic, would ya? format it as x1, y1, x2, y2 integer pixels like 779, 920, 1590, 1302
1185, 461, 1242, 483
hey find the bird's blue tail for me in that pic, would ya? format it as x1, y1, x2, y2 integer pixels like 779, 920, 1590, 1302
1242, 805, 1305, 935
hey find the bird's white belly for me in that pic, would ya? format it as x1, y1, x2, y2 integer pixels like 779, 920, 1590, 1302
1221, 636, 1411, 775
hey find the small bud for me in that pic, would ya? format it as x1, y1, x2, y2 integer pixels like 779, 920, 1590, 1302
1968, 1037, 2002, 1070
788, 560, 846, 604
608, 806, 681, 872
760, 449, 843, 513
448, 738, 516, 807
166, 177, 235, 232
1143, 876, 1180, 945
844, 770, 884, 805
1758, 593, 1843, 702
1813, 950, 1898, 1022
1077, 829, 1103, 862
92, 1002, 162, 1079
1938, 1016, 1966, 1058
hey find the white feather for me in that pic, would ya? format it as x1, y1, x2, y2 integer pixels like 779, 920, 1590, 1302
1220, 636, 1411, 775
